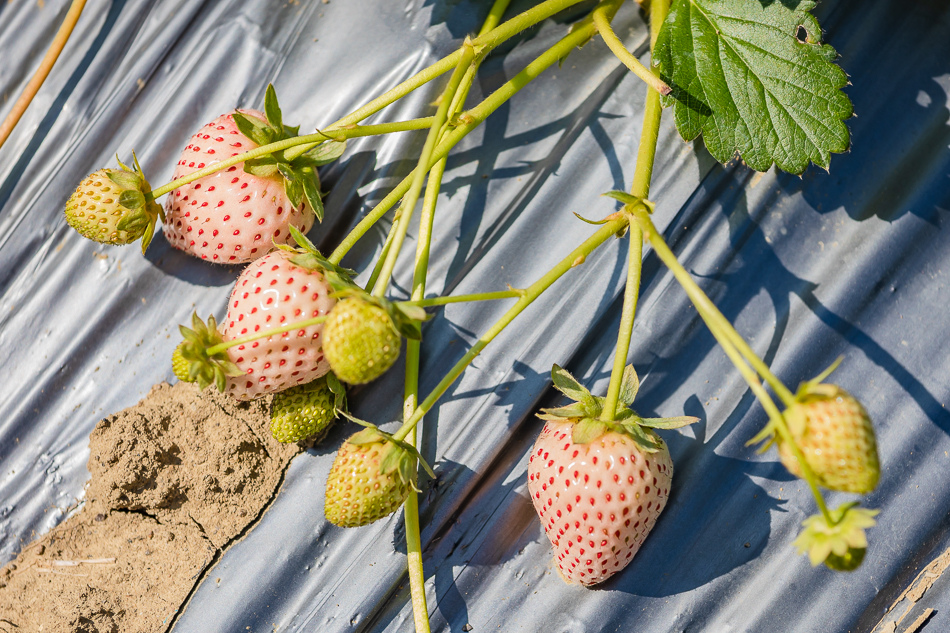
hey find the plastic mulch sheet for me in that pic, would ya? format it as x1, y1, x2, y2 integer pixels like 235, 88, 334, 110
1, 0, 949, 631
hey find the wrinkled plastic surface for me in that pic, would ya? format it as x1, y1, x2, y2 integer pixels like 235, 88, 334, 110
1, 0, 949, 631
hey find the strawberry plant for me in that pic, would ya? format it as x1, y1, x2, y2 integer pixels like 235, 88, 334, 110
6, 0, 895, 630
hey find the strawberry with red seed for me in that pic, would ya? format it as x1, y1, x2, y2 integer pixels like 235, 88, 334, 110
527, 365, 697, 586
220, 248, 336, 400
163, 85, 345, 263
177, 228, 355, 400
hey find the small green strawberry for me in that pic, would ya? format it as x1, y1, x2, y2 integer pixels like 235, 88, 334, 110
172, 341, 194, 383
324, 418, 432, 527
779, 384, 879, 493
322, 296, 425, 385
750, 361, 880, 494
270, 374, 346, 444
793, 503, 878, 571
65, 155, 163, 253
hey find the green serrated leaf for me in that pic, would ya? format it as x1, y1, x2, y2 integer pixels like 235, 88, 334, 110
655, 0, 852, 174
264, 84, 282, 132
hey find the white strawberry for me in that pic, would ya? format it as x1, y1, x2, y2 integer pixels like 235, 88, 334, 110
162, 85, 345, 263
163, 108, 313, 263
220, 247, 336, 400
527, 365, 696, 586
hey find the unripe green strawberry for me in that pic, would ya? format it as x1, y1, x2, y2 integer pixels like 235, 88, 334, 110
824, 546, 866, 572
64, 158, 163, 252
270, 374, 345, 444
778, 385, 879, 494
172, 342, 194, 383
324, 429, 413, 527
322, 297, 401, 385
793, 503, 878, 572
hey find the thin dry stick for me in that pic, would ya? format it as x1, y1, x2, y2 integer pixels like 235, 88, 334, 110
0, 0, 87, 150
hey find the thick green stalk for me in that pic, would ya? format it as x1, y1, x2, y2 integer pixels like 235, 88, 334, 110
592, 8, 671, 95
372, 44, 477, 298
329, 0, 585, 130
397, 2, 516, 626
598, 0, 666, 422
632, 208, 832, 523
149, 118, 435, 199
600, 221, 643, 421
393, 217, 628, 442
329, 0, 623, 266
205, 315, 326, 355
408, 289, 524, 308
632, 211, 795, 406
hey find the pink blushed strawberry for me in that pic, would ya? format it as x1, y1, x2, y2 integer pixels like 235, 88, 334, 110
162, 85, 346, 264
221, 247, 336, 400
163, 109, 313, 263
528, 421, 673, 586
527, 365, 697, 586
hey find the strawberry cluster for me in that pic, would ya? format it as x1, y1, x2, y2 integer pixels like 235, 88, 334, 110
60, 76, 883, 598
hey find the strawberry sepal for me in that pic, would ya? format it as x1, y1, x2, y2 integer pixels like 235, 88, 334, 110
793, 503, 878, 571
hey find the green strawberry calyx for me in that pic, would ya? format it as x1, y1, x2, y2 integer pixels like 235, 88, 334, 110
177, 312, 244, 392
538, 365, 698, 451
747, 357, 845, 450
114, 153, 165, 253
277, 225, 357, 286
323, 280, 430, 342
340, 412, 435, 492
233, 84, 347, 222
793, 502, 879, 571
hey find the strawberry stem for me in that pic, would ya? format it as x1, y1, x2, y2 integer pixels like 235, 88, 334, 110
632, 210, 797, 408
392, 216, 628, 443
148, 118, 435, 200
371, 43, 477, 299
600, 0, 667, 422
397, 1, 514, 620
592, 7, 671, 96
328, 0, 625, 267
205, 315, 326, 355
331, 0, 587, 130
632, 208, 834, 524
406, 289, 525, 308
